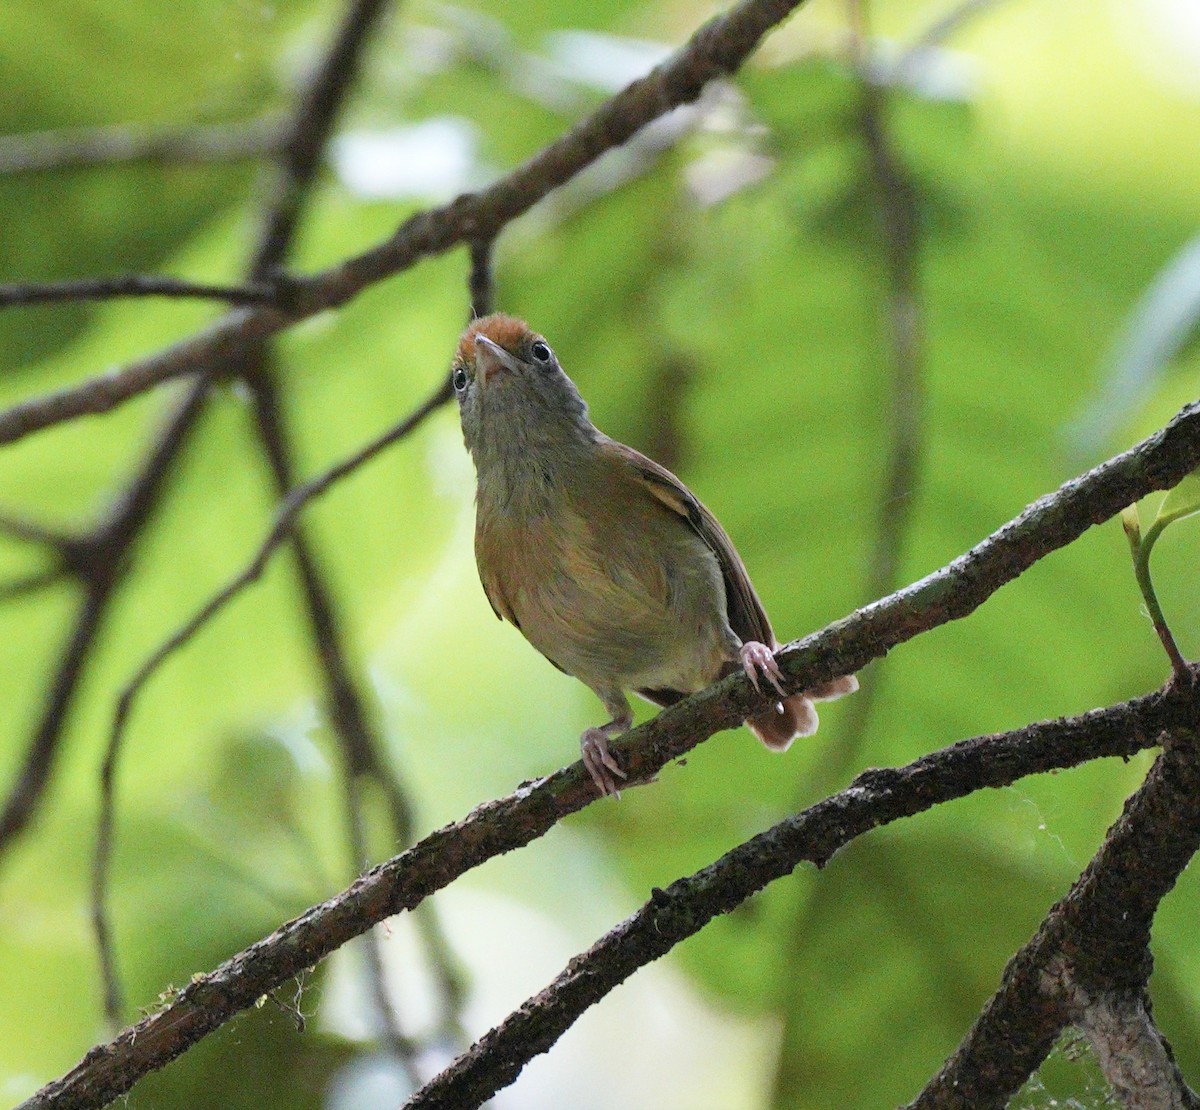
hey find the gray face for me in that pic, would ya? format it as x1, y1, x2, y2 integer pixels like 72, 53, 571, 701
452, 331, 591, 458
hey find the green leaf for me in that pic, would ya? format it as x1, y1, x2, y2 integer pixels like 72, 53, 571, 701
1154, 469, 1200, 530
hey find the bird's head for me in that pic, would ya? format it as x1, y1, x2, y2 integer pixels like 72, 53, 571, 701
452, 314, 590, 456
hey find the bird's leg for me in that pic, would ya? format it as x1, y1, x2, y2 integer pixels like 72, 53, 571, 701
581, 692, 632, 798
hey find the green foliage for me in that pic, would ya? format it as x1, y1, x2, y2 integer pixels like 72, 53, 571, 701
2, 1, 1199, 1108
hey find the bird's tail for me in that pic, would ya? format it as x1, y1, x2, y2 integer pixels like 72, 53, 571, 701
746, 674, 859, 752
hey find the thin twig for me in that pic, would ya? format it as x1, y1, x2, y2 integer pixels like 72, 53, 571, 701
87, 377, 449, 1016
344, 772, 423, 1086
1127, 517, 1192, 681
98, 373, 450, 842
0, 512, 79, 549
0, 117, 281, 175
0, 275, 278, 310
800, 0, 926, 798
0, 567, 67, 603
0, 0, 819, 447
468, 239, 495, 319
891, 0, 1010, 87
245, 350, 428, 1065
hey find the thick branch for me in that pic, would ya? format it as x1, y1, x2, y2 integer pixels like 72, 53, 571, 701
909, 711, 1200, 1109
1061, 982, 1199, 1110
75, 389, 1200, 1026
0, 0, 812, 446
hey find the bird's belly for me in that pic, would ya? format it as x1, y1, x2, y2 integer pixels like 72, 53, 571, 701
505, 516, 731, 693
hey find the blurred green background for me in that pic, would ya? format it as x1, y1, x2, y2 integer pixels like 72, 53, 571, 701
1, 1, 1199, 1107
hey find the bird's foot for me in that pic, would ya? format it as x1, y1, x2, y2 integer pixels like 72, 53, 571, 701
581, 727, 628, 798
740, 641, 787, 699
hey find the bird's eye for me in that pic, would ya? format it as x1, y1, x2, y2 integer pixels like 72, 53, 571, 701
452, 366, 468, 393
530, 341, 552, 364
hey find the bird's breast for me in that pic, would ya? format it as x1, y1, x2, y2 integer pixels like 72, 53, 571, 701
475, 480, 731, 692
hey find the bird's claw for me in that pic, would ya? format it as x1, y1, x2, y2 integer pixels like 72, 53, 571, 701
581, 727, 628, 798
740, 641, 787, 699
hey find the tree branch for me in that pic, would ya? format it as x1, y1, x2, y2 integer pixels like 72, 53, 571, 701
1057, 980, 1199, 1110
83, 390, 1200, 1012
0, 275, 278, 310
0, 0, 814, 447
0, 117, 281, 175
908, 710, 1200, 1108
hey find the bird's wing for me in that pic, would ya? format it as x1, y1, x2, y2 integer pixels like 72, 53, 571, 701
603, 438, 774, 648
474, 525, 518, 626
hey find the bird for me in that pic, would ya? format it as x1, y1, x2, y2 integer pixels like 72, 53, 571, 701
452, 313, 857, 796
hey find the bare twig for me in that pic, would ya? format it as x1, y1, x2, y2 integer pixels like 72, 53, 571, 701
98, 374, 450, 833
0, 512, 80, 550
0, 0, 818, 447
892, 0, 1010, 87
468, 239, 495, 319
343, 772, 423, 1086
0, 117, 281, 175
88, 370, 452, 1023
0, 275, 278, 310
0, 567, 67, 603
245, 352, 428, 1066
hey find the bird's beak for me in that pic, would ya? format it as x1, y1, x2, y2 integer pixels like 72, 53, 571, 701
474, 334, 522, 386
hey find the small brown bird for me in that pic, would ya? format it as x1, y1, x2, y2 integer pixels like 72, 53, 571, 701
453, 314, 857, 795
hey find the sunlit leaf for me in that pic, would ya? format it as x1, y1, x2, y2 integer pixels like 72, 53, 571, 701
1154, 469, 1200, 530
